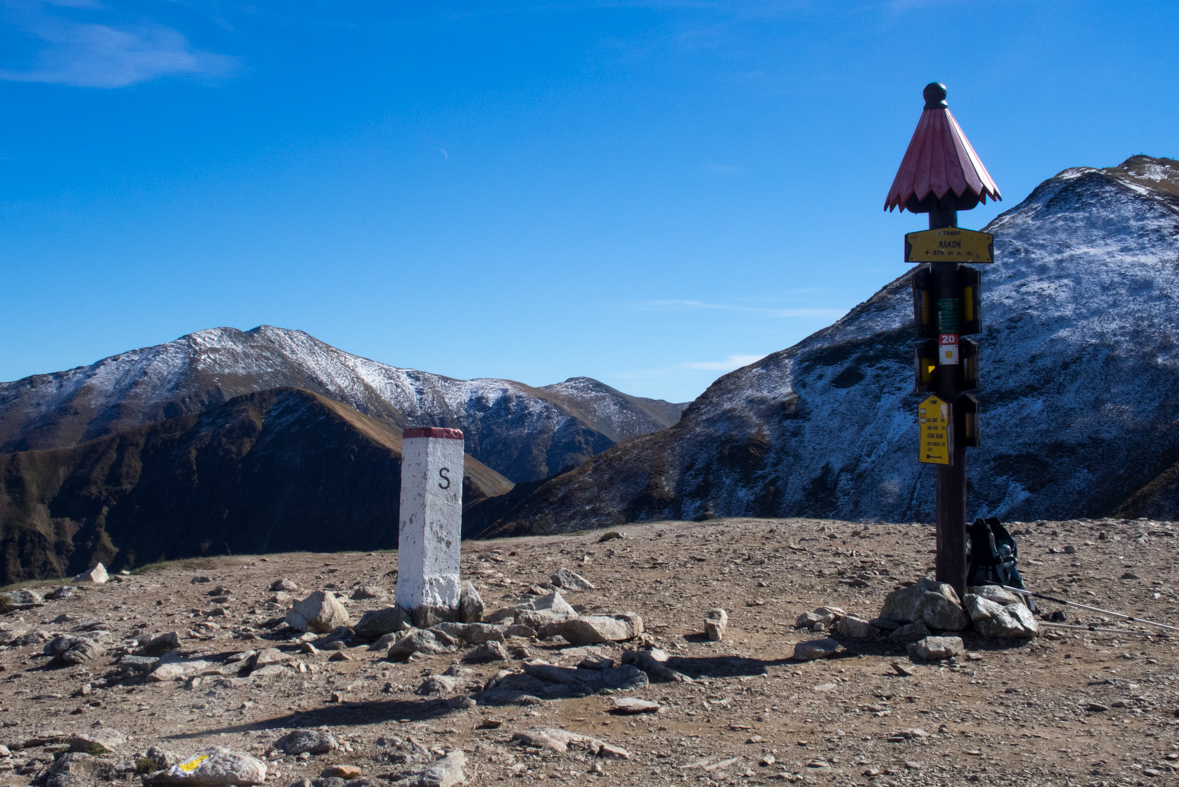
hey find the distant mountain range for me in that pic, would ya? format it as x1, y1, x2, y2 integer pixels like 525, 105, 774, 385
0, 329, 685, 583
7, 155, 1179, 583
0, 325, 686, 483
469, 155, 1179, 537
0, 388, 515, 584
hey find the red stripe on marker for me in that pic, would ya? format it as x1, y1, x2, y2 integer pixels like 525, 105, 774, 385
403, 427, 464, 440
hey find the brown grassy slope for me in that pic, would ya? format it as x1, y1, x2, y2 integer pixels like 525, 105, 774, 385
0, 387, 512, 585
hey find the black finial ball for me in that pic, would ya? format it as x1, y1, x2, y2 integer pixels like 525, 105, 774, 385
923, 82, 948, 109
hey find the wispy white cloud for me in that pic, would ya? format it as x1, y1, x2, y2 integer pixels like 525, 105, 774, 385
707, 163, 742, 177
642, 299, 847, 319
679, 353, 766, 371
0, 3, 238, 88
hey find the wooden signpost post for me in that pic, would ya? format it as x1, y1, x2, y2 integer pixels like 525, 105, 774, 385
885, 83, 1001, 599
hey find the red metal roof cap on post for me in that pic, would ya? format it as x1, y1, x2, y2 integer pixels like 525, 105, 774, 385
403, 427, 464, 440
885, 83, 1001, 214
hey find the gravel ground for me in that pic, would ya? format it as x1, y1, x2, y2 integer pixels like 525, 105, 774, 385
1, 516, 1177, 787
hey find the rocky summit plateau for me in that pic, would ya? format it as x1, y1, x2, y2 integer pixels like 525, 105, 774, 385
0, 517, 1177, 787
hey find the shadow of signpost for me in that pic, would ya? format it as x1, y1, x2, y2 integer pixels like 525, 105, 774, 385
164, 698, 463, 741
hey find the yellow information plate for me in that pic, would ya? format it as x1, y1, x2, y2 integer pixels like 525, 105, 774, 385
905, 228, 993, 263
918, 395, 951, 465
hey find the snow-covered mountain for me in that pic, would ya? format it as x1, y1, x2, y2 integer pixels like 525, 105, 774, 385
0, 327, 686, 483
470, 155, 1179, 534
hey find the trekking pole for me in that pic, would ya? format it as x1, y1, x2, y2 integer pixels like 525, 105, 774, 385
1039, 622, 1157, 637
1001, 586, 1179, 634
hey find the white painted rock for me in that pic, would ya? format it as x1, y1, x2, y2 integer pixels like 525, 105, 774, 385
285, 591, 350, 634
75, 563, 108, 584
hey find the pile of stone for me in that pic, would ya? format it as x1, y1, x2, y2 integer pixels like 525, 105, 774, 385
789, 578, 1039, 664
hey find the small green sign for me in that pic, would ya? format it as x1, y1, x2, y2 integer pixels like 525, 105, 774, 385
936, 299, 959, 333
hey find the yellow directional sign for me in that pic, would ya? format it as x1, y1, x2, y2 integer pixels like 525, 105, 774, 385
918, 395, 952, 465
905, 227, 993, 263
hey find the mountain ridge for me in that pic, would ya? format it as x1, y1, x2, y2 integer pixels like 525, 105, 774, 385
470, 155, 1179, 536
0, 387, 514, 585
0, 326, 687, 483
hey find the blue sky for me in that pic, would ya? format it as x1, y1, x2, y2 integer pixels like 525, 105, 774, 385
2, 1, 1177, 403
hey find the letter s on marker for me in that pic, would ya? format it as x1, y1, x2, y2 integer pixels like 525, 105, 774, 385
438, 467, 451, 490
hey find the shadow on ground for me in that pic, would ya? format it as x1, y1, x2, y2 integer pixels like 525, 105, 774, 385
164, 698, 463, 741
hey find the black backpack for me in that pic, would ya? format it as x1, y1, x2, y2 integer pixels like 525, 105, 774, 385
966, 517, 1026, 591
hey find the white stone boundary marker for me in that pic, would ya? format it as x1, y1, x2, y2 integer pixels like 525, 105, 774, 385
397, 426, 465, 627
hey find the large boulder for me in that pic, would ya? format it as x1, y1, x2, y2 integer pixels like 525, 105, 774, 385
286, 592, 350, 634
554, 613, 643, 646
966, 594, 1039, 639
143, 747, 267, 785
879, 579, 967, 631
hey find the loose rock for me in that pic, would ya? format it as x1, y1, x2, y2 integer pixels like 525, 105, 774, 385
793, 638, 840, 661
68, 729, 126, 755
390, 750, 466, 787
834, 615, 879, 638
551, 568, 595, 591
286, 591, 350, 634
908, 636, 964, 660
459, 581, 484, 623
463, 641, 510, 664
387, 629, 458, 659
705, 608, 728, 641
353, 607, 410, 638
275, 730, 337, 756
610, 697, 660, 714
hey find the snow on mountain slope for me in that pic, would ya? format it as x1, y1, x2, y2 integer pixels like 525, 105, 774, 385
472, 155, 1179, 534
0, 327, 683, 483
